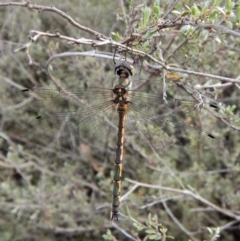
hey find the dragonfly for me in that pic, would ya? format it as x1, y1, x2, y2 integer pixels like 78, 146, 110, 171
16, 59, 223, 221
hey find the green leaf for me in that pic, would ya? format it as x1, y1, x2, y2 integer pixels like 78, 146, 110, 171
180, 25, 194, 36
216, 7, 226, 15
201, 4, 208, 13
111, 32, 121, 42
197, 5, 202, 11
102, 235, 108, 240
142, 40, 151, 51
191, 5, 198, 16
133, 222, 145, 231
201, 29, 209, 42
153, 214, 158, 223
154, 0, 160, 6
147, 213, 153, 224
214, 36, 222, 43
130, 0, 135, 8
143, 27, 159, 39
236, 5, 240, 20
225, 20, 233, 29
226, 105, 236, 112
226, 0, 234, 12
207, 227, 213, 234
209, 9, 221, 20
172, 10, 181, 15
146, 230, 156, 234
143, 6, 151, 27
181, 10, 191, 16
102, 229, 114, 241
153, 6, 160, 16
143, 234, 150, 241
160, 227, 168, 233
153, 0, 160, 16
185, 5, 191, 11
213, 0, 223, 7
149, 234, 161, 240
192, 28, 201, 38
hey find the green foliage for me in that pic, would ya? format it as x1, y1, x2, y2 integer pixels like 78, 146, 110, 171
141, 5, 152, 30
129, 213, 174, 241
207, 227, 221, 241
213, 0, 224, 7
237, 5, 240, 20
180, 24, 195, 37
112, 32, 121, 42
103, 229, 117, 241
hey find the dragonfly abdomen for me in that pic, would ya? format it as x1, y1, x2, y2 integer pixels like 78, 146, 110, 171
111, 103, 127, 221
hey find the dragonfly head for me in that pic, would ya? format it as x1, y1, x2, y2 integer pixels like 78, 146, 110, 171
114, 61, 134, 90
114, 61, 134, 78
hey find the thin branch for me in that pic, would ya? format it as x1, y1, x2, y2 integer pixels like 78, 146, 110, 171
112, 222, 138, 241
219, 219, 240, 232
40, 41, 239, 87
120, 184, 139, 202
140, 194, 185, 209
0, 1, 108, 39
162, 0, 182, 19
146, 62, 240, 84
174, 81, 240, 131
208, 107, 240, 131
196, 22, 240, 38
53, 226, 97, 234
14, 30, 167, 69
0, 131, 105, 195
14, 32, 43, 65
125, 178, 240, 221
157, 18, 240, 38
196, 82, 234, 89
10, 26, 239, 86
119, 0, 128, 25
165, 32, 193, 62
162, 200, 198, 241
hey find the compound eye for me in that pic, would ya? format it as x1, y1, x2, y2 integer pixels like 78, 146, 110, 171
115, 61, 133, 76
116, 68, 123, 76
114, 67, 126, 77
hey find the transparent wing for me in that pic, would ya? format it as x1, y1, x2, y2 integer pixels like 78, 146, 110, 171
125, 90, 223, 170
14, 88, 119, 151
14, 87, 223, 165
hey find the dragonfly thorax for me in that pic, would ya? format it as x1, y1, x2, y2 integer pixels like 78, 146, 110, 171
112, 85, 130, 106
115, 76, 132, 90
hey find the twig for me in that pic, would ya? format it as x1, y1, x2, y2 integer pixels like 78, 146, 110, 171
125, 178, 240, 220
119, 0, 128, 25
14, 30, 167, 69
157, 44, 167, 101
3, 2, 239, 86
120, 184, 139, 201
196, 82, 234, 89
162, 200, 198, 241
169, 67, 240, 83
156, 18, 240, 38
0, 1, 107, 39
174, 81, 240, 131
0, 131, 105, 194
14, 32, 43, 65
112, 222, 138, 241
162, 0, 182, 19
